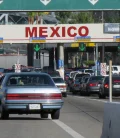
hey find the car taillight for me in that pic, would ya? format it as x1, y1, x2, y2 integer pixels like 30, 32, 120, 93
74, 84, 79, 87
113, 80, 120, 83
104, 84, 109, 88
6, 93, 62, 100
60, 85, 66, 88
89, 83, 98, 87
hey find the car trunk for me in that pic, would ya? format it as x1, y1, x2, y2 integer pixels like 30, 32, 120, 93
6, 86, 62, 100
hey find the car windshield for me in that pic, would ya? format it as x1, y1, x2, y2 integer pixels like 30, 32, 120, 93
47, 71, 60, 77
0, 68, 4, 73
6, 74, 55, 87
90, 76, 104, 81
85, 70, 93, 73
52, 78, 64, 83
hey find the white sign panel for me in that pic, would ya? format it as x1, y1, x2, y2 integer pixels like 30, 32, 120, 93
0, 24, 118, 43
100, 63, 107, 76
15, 64, 21, 73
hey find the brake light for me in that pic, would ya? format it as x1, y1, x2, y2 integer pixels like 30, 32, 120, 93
74, 84, 79, 87
104, 84, 109, 88
113, 80, 120, 83
89, 83, 98, 87
6, 93, 62, 100
59, 85, 66, 88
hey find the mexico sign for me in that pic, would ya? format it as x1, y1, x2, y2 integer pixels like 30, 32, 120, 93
0, 0, 120, 11
0, 24, 118, 43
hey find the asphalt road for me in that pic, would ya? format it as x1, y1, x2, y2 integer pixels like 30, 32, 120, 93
0, 94, 111, 138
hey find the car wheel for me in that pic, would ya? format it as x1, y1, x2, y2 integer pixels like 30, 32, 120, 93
99, 89, 106, 99
51, 109, 60, 120
1, 110, 9, 120
41, 113, 48, 119
63, 93, 67, 97
86, 89, 90, 96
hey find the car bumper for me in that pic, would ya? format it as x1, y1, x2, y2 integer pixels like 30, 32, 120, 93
4, 100, 64, 113
88, 87, 100, 94
104, 88, 120, 96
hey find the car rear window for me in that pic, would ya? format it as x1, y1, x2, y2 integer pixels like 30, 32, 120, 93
52, 78, 64, 83
47, 71, 60, 77
85, 70, 93, 73
105, 76, 120, 83
6, 74, 55, 87
90, 76, 104, 81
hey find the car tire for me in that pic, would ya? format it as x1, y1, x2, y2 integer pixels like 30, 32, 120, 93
99, 89, 106, 99
63, 93, 67, 97
1, 110, 9, 120
41, 113, 48, 119
51, 109, 60, 120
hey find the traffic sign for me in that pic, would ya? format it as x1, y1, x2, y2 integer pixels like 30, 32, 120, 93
34, 44, 41, 52
100, 63, 106, 76
0, 0, 120, 11
71, 43, 79, 47
79, 43, 86, 52
30, 37, 46, 43
15, 63, 21, 73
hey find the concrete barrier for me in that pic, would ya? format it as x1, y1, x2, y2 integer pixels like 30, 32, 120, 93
101, 102, 120, 138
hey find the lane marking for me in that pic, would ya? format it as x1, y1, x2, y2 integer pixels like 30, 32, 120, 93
48, 114, 85, 138
68, 95, 108, 103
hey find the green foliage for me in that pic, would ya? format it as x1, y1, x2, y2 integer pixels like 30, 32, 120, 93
55, 12, 71, 23
83, 60, 95, 66
55, 12, 94, 24
27, 12, 50, 17
70, 12, 94, 23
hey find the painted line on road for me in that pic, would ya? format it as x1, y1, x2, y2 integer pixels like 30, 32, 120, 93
48, 114, 85, 138
68, 95, 108, 103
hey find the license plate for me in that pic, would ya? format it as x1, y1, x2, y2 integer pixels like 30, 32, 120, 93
29, 104, 41, 110
113, 85, 120, 88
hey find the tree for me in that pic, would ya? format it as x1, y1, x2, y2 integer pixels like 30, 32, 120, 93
55, 12, 94, 24
55, 12, 71, 23
69, 12, 94, 24
27, 12, 50, 24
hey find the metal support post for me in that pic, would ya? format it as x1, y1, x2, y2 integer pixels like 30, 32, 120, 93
42, 52, 44, 68
95, 44, 98, 76
102, 44, 105, 63
54, 47, 56, 70
109, 60, 112, 102
87, 52, 89, 61
94, 47, 95, 62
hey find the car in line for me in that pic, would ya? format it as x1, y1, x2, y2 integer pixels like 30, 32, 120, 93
80, 76, 104, 96
52, 77, 67, 97
70, 77, 82, 95
0, 72, 64, 120
99, 76, 120, 99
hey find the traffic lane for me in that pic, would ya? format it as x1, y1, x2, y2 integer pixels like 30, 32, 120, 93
60, 96, 104, 138
68, 91, 120, 102
0, 115, 72, 138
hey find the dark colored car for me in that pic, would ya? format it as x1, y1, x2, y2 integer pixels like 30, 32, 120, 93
99, 76, 120, 99
81, 76, 104, 96
71, 77, 82, 94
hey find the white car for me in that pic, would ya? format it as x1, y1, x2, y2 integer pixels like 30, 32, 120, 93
52, 77, 67, 97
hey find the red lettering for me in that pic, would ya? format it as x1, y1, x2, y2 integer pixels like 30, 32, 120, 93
25, 27, 37, 37
50, 27, 60, 37
78, 26, 89, 36
39, 27, 48, 37
62, 27, 65, 37
67, 26, 77, 37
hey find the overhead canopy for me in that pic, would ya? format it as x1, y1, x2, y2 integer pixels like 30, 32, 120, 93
0, 0, 119, 11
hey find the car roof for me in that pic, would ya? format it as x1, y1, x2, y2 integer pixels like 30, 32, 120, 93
52, 77, 63, 79
4, 72, 50, 76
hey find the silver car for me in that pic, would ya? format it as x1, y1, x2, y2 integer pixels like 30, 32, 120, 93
0, 73, 63, 120
52, 77, 67, 97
